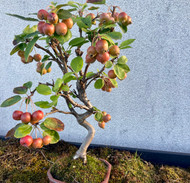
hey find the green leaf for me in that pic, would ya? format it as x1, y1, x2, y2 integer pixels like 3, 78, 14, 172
14, 124, 32, 138
110, 79, 118, 88
23, 25, 37, 34
76, 16, 92, 29
24, 36, 39, 62
54, 29, 72, 44
118, 22, 128, 33
114, 65, 125, 80
36, 84, 52, 95
57, 9, 72, 19
6, 13, 38, 21
99, 34, 114, 45
50, 95, 59, 102
13, 86, 27, 94
23, 81, 32, 89
42, 55, 50, 62
62, 72, 76, 83
50, 95, 59, 106
71, 56, 83, 73
117, 56, 128, 65
105, 61, 113, 68
1, 95, 21, 107
53, 78, 63, 92
107, 32, 122, 40
86, 72, 95, 78
34, 101, 53, 108
53, 4, 68, 13
94, 112, 103, 121
69, 37, 87, 47
61, 85, 70, 92
43, 129, 60, 144
10, 43, 26, 55
25, 31, 39, 39
40, 122, 50, 131
94, 79, 104, 89
44, 118, 64, 131
5, 123, 22, 138
87, 0, 106, 4
88, 6, 99, 10
120, 39, 135, 49
117, 64, 130, 73
45, 62, 52, 70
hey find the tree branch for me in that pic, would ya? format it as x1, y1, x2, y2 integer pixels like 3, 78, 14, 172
44, 107, 72, 117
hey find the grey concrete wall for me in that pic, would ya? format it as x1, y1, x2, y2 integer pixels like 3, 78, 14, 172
0, 0, 190, 153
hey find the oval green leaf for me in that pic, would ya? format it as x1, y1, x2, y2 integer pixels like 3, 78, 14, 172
23, 81, 32, 89
114, 65, 125, 80
34, 101, 53, 108
69, 37, 87, 47
53, 78, 63, 92
61, 85, 70, 92
119, 39, 135, 49
94, 79, 104, 89
36, 84, 52, 95
105, 61, 113, 68
117, 56, 128, 65
13, 86, 27, 94
107, 32, 122, 40
44, 117, 64, 131
117, 64, 130, 73
5, 123, 22, 138
110, 79, 118, 88
94, 112, 103, 121
24, 36, 39, 62
43, 129, 60, 144
1, 95, 21, 107
57, 9, 72, 19
14, 124, 32, 138
71, 56, 83, 73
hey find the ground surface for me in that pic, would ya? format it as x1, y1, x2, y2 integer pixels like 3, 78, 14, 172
0, 139, 190, 183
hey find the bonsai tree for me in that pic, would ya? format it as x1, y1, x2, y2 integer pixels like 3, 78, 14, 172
1, 0, 135, 164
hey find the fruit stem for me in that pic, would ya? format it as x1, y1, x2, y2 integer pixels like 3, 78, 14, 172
37, 126, 43, 137
30, 127, 35, 136
30, 98, 37, 111
35, 127, 37, 138
19, 97, 25, 111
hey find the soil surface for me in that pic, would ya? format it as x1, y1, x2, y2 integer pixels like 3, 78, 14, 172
0, 138, 190, 183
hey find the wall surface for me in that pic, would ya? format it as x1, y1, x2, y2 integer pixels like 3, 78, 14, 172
0, 0, 190, 153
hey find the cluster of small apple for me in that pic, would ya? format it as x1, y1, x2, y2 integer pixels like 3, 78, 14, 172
17, 50, 40, 64
37, 9, 73, 36
97, 111, 111, 129
101, 77, 116, 92
12, 110, 44, 125
36, 62, 52, 75
98, 11, 132, 27
13, 110, 51, 148
20, 135, 51, 148
17, 50, 51, 74
86, 39, 120, 64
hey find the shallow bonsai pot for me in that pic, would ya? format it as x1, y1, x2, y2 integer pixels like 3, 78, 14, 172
47, 158, 112, 183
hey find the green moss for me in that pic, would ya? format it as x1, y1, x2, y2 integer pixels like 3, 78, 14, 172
51, 154, 107, 183
0, 139, 190, 183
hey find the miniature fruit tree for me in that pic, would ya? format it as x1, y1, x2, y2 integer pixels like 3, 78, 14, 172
1, 0, 135, 163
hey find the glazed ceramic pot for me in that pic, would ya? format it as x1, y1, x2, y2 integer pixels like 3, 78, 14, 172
47, 158, 112, 183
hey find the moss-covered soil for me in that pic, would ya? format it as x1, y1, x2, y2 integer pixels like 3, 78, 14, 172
0, 138, 190, 183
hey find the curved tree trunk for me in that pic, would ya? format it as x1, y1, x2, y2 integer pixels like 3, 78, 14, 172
73, 119, 95, 164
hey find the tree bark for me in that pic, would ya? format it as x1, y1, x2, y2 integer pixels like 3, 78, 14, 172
73, 118, 95, 164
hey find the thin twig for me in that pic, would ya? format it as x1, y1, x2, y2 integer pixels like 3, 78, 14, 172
40, 150, 55, 164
